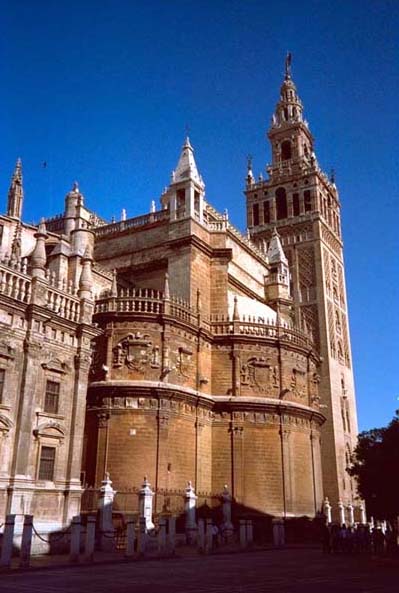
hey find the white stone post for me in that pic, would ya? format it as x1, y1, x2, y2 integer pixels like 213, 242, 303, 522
323, 497, 332, 524
246, 520, 254, 546
158, 517, 167, 556
125, 516, 136, 559
69, 515, 81, 563
197, 518, 205, 553
137, 517, 147, 556
98, 473, 116, 550
184, 481, 197, 543
0, 514, 15, 569
347, 503, 355, 526
139, 477, 154, 531
221, 485, 234, 540
84, 515, 96, 562
205, 518, 213, 553
19, 515, 33, 568
359, 503, 367, 525
338, 501, 345, 526
239, 519, 247, 548
167, 516, 176, 555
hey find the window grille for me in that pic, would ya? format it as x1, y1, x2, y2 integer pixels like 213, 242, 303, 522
38, 446, 56, 481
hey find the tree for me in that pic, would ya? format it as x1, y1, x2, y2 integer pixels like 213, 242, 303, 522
349, 411, 399, 521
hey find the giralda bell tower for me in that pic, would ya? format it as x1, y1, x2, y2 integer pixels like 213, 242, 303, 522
246, 55, 359, 518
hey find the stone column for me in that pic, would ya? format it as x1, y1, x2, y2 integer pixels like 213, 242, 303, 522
272, 518, 285, 548
323, 497, 332, 524
205, 518, 213, 553
347, 503, 354, 526
158, 517, 167, 556
338, 501, 345, 526
167, 516, 176, 555
19, 515, 33, 568
359, 502, 367, 525
98, 473, 116, 550
246, 520, 254, 546
138, 477, 154, 530
184, 481, 197, 544
0, 514, 15, 568
69, 515, 81, 563
221, 485, 234, 540
84, 515, 96, 562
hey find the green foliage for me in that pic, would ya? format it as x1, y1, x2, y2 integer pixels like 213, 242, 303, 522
349, 411, 399, 520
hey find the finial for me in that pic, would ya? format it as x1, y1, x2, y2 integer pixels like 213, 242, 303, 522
330, 168, 336, 184
285, 52, 292, 79
247, 154, 253, 172
150, 200, 156, 213
233, 295, 239, 321
121, 208, 127, 221
72, 181, 79, 192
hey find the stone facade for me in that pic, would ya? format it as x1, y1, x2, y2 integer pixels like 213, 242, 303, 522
0, 60, 358, 529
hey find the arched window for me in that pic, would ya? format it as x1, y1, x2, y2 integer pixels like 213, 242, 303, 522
292, 193, 300, 216
252, 203, 259, 226
281, 140, 292, 161
276, 188, 288, 220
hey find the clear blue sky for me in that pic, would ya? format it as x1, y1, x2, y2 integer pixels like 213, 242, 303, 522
1, 1, 398, 431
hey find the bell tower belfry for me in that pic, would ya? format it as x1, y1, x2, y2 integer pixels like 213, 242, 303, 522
245, 55, 359, 519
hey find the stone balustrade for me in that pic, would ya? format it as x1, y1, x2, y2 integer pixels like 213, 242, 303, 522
95, 209, 169, 238
0, 260, 81, 323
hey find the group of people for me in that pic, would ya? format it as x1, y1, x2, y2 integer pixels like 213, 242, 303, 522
321, 522, 398, 556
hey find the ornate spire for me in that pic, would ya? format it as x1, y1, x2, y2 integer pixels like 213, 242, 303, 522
246, 155, 255, 186
267, 228, 288, 265
270, 53, 304, 129
10, 222, 22, 265
7, 158, 24, 219
173, 137, 204, 186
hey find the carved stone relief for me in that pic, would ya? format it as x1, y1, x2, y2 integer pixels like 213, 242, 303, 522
240, 356, 278, 393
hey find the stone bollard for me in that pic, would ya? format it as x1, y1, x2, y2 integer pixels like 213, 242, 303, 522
272, 518, 285, 548
205, 518, 213, 553
184, 481, 198, 544
84, 515, 96, 562
167, 516, 176, 555
158, 517, 167, 556
139, 477, 155, 531
0, 514, 16, 569
239, 519, 247, 549
197, 518, 205, 553
323, 497, 332, 524
246, 520, 254, 547
125, 516, 136, 559
137, 516, 147, 557
338, 501, 345, 526
98, 473, 116, 551
221, 485, 234, 541
20, 515, 33, 568
70, 515, 81, 563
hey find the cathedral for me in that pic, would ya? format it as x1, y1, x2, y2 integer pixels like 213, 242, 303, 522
0, 59, 359, 533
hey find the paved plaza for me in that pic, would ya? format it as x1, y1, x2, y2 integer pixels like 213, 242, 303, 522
0, 548, 397, 593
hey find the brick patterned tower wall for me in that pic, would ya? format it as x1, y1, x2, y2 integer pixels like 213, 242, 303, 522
245, 60, 359, 519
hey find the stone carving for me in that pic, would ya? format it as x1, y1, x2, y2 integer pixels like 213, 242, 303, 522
290, 367, 307, 398
240, 357, 277, 393
42, 357, 69, 374
112, 332, 153, 372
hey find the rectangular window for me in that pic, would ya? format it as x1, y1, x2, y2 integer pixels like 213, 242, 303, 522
0, 369, 5, 403
38, 446, 56, 481
263, 201, 270, 224
44, 380, 60, 414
